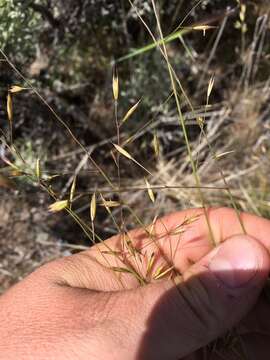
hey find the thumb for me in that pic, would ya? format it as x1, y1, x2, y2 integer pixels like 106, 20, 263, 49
112, 235, 270, 360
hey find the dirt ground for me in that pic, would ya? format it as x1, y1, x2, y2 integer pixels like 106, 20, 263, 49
0, 191, 71, 293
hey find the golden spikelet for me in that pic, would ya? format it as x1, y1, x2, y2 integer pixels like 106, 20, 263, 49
69, 176, 77, 205
207, 75, 215, 102
35, 158, 41, 180
90, 192, 97, 222
7, 93, 13, 123
113, 143, 152, 175
112, 70, 119, 101
9, 85, 28, 93
48, 200, 68, 213
145, 178, 155, 203
121, 99, 141, 125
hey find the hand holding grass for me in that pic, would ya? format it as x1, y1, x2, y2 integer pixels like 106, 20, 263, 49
1, 207, 270, 359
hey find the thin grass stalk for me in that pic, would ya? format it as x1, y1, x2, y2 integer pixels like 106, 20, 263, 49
151, 0, 215, 246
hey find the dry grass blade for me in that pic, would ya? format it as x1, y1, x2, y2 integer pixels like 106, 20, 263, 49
90, 192, 97, 222
48, 200, 68, 213
121, 99, 141, 125
113, 143, 152, 175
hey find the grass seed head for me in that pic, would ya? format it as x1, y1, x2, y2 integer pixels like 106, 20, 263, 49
153, 131, 160, 158
48, 200, 68, 213
192, 25, 217, 37
90, 192, 97, 222
153, 265, 174, 280
113, 143, 152, 175
69, 176, 77, 205
146, 252, 156, 276
7, 93, 13, 123
112, 70, 119, 101
9, 85, 28, 93
145, 177, 155, 203
207, 75, 215, 102
100, 200, 120, 208
35, 158, 41, 180
121, 99, 141, 125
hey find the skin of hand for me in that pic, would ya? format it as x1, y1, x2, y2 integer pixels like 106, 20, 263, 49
1, 207, 270, 360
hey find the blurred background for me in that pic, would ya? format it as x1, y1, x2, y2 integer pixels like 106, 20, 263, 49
0, 0, 269, 293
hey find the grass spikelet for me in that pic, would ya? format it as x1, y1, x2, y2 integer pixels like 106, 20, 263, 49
182, 214, 201, 226
153, 131, 160, 158
48, 200, 68, 213
111, 266, 146, 285
113, 143, 152, 175
170, 214, 201, 235
90, 192, 97, 222
7, 92, 13, 124
9, 85, 28, 93
197, 117, 204, 126
112, 69, 119, 101
124, 236, 136, 257
69, 176, 77, 206
111, 266, 133, 274
153, 264, 174, 280
113, 143, 133, 160
7, 92, 13, 143
148, 215, 158, 236
121, 99, 141, 125
100, 200, 120, 208
100, 193, 109, 212
110, 149, 118, 167
170, 225, 186, 236
145, 177, 155, 203
215, 151, 235, 160
153, 266, 174, 280
35, 158, 41, 181
101, 250, 122, 256
146, 252, 156, 276
123, 232, 142, 257
192, 25, 217, 36
239, 4, 246, 23
207, 75, 215, 102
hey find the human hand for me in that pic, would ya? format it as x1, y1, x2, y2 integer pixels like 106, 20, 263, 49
1, 207, 270, 360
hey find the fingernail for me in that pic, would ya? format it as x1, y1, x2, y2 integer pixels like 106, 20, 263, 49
209, 236, 259, 289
